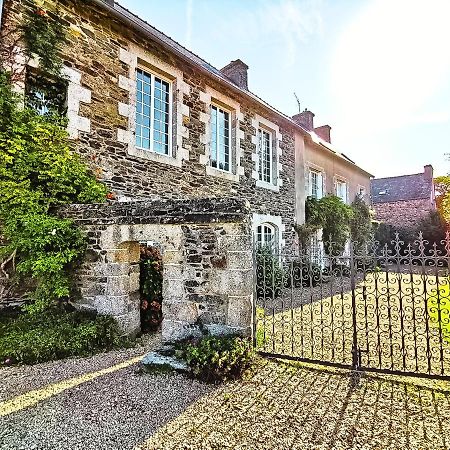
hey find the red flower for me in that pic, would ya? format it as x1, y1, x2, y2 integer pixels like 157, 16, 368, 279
106, 192, 116, 200
141, 300, 148, 310
150, 300, 161, 309
36, 8, 47, 16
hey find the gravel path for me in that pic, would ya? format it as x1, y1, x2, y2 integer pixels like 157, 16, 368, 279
0, 334, 213, 450
1, 338, 450, 449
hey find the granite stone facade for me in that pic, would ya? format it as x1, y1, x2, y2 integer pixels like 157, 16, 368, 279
1, 0, 372, 337
59, 198, 253, 338
2, 0, 297, 247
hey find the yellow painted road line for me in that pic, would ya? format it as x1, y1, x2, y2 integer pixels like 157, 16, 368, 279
0, 355, 143, 417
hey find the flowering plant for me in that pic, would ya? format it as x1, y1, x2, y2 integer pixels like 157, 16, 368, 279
140, 246, 163, 332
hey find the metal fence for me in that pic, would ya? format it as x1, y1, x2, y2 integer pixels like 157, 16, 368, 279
253, 233, 450, 379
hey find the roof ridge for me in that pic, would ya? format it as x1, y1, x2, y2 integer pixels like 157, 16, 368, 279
107, 1, 373, 178
373, 172, 424, 181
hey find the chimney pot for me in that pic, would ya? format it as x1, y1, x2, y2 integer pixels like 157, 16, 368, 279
292, 109, 315, 131
314, 125, 332, 143
220, 59, 249, 90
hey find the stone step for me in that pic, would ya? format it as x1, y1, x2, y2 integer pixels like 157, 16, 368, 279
141, 351, 189, 373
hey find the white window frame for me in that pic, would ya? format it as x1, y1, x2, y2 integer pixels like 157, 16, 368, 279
251, 115, 282, 192
335, 179, 347, 203
252, 213, 284, 250
210, 103, 232, 173
117, 45, 190, 169
309, 169, 323, 199
135, 68, 173, 156
256, 223, 277, 248
258, 127, 273, 184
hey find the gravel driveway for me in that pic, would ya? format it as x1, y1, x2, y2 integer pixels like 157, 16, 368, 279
0, 335, 213, 450
1, 337, 450, 449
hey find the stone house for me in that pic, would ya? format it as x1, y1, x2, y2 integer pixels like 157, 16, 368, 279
0, 0, 372, 338
370, 165, 436, 230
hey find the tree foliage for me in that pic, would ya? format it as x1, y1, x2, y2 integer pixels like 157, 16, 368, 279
297, 195, 373, 256
435, 175, 450, 226
0, 75, 106, 312
350, 195, 373, 250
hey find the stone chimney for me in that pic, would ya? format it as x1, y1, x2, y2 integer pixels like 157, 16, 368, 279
292, 109, 315, 131
314, 125, 332, 143
220, 59, 249, 90
424, 164, 433, 180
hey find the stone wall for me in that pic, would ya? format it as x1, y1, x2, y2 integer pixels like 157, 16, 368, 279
59, 197, 254, 340
2, 0, 297, 249
373, 198, 434, 230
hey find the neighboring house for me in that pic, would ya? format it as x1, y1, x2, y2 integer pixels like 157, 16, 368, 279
292, 109, 372, 211
1, 0, 371, 252
371, 165, 436, 230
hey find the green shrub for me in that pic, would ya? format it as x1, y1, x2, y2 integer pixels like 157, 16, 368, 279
176, 335, 254, 383
285, 260, 324, 287
256, 245, 284, 299
0, 309, 128, 365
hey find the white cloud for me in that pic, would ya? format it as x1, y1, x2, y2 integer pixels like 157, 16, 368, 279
331, 0, 450, 143
217, 0, 324, 67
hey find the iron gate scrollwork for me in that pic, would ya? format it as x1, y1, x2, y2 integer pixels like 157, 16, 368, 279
253, 233, 450, 379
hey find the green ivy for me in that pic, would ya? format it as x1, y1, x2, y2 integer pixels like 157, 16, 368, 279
0, 71, 106, 313
0, 2, 106, 312
302, 195, 353, 255
21, 3, 67, 76
349, 195, 373, 251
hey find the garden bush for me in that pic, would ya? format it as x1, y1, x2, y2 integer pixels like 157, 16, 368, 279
176, 335, 254, 383
256, 245, 284, 299
285, 260, 324, 287
0, 309, 128, 365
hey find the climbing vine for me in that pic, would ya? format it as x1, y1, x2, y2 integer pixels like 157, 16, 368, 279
21, 3, 67, 76
296, 195, 371, 255
0, 2, 107, 312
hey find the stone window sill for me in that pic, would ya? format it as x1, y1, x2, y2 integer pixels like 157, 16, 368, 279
255, 179, 280, 192
206, 165, 239, 182
128, 146, 182, 168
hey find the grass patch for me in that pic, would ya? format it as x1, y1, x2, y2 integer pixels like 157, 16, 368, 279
0, 308, 132, 365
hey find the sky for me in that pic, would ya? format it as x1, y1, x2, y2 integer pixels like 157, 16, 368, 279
119, 0, 450, 178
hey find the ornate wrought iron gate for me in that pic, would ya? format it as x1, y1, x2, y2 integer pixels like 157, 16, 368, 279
253, 235, 450, 379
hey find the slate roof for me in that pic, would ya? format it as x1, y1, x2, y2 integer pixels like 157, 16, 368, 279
371, 173, 433, 204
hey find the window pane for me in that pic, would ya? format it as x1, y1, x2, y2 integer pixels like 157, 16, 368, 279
212, 107, 230, 172
258, 129, 272, 183
135, 69, 171, 155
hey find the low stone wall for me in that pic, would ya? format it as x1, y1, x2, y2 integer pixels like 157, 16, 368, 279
59, 197, 254, 341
